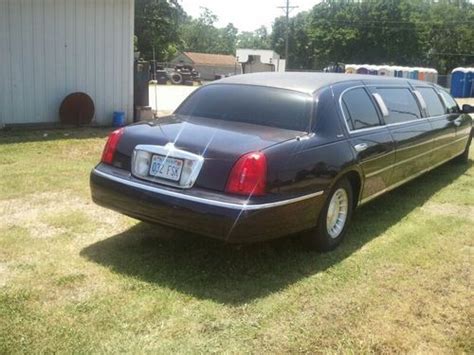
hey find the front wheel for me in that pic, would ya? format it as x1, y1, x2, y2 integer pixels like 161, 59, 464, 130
303, 178, 354, 252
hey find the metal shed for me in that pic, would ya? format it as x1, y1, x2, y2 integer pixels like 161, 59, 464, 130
0, 0, 135, 127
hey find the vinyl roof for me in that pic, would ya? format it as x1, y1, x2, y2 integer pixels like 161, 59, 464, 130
213, 72, 423, 94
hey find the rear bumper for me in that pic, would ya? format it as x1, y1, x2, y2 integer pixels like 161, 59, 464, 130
90, 164, 325, 243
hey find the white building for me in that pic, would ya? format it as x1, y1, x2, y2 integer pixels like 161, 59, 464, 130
236, 49, 286, 74
0, 0, 135, 127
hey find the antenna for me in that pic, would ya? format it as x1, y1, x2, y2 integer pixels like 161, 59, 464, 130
277, 0, 298, 68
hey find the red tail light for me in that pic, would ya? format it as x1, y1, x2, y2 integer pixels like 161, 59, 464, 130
226, 152, 267, 196
101, 128, 124, 164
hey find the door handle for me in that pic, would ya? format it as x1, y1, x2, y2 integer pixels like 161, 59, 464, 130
354, 143, 368, 152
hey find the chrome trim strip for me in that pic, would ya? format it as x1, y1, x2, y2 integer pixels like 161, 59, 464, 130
93, 169, 324, 211
364, 135, 468, 178
360, 147, 465, 205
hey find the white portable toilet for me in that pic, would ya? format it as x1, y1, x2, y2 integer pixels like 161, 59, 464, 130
345, 64, 358, 74
377, 65, 391, 76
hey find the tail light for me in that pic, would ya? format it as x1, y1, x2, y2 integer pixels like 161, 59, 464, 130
226, 152, 267, 196
101, 128, 124, 164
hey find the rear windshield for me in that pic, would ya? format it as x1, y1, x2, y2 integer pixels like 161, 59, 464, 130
176, 84, 312, 131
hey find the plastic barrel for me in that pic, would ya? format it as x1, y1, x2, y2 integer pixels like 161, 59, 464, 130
113, 111, 126, 127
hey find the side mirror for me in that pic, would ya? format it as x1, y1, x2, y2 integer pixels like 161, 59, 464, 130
462, 104, 474, 114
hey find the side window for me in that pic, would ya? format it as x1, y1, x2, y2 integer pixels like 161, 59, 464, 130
417, 87, 445, 117
377, 88, 421, 124
438, 90, 459, 114
341, 88, 381, 131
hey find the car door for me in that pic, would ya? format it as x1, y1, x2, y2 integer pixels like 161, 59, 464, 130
437, 89, 472, 156
335, 84, 395, 202
414, 86, 457, 166
369, 86, 433, 185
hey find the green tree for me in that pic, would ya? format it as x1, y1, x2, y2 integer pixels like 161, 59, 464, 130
135, 0, 185, 60
180, 8, 238, 55
237, 26, 271, 49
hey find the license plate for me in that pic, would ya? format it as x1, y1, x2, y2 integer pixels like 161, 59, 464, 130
149, 154, 184, 182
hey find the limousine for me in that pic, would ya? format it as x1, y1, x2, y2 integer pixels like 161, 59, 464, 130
90, 73, 473, 251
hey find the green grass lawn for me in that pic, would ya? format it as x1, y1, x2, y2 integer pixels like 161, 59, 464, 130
0, 128, 473, 353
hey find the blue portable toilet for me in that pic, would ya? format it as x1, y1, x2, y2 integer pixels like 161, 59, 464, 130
451, 68, 467, 98
464, 68, 474, 98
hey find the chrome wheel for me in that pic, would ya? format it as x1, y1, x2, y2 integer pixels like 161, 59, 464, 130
326, 188, 349, 239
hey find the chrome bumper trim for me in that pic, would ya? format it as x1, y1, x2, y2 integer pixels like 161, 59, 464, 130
93, 169, 324, 211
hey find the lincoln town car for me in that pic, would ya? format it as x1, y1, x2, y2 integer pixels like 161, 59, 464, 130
90, 73, 473, 250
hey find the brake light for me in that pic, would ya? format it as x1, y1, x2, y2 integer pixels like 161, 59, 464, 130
101, 128, 124, 164
226, 152, 267, 196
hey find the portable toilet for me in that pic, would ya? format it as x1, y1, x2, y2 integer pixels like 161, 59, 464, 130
432, 69, 438, 85
378, 66, 390, 76
368, 65, 379, 75
357, 65, 369, 75
345, 64, 358, 74
402, 67, 410, 78
418, 68, 426, 81
393, 66, 403, 78
464, 68, 474, 98
451, 67, 467, 98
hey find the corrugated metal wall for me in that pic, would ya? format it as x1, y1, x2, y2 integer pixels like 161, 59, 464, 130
0, 0, 134, 126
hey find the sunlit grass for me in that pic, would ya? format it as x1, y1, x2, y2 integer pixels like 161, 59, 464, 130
0, 128, 472, 353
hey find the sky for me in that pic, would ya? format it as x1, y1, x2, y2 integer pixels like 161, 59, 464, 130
179, 0, 320, 32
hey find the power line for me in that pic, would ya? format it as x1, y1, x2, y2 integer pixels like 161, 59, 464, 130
278, 0, 298, 65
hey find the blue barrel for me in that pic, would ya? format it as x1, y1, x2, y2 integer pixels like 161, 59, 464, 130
451, 68, 467, 98
113, 111, 126, 127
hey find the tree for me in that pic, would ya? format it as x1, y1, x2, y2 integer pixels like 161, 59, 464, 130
237, 26, 271, 49
135, 0, 185, 60
180, 8, 239, 55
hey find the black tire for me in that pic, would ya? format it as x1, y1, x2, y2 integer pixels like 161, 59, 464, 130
170, 72, 183, 85
303, 178, 354, 252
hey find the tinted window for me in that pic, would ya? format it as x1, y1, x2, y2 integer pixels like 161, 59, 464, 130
418, 87, 445, 116
438, 90, 459, 114
341, 88, 381, 130
176, 84, 312, 131
377, 88, 421, 124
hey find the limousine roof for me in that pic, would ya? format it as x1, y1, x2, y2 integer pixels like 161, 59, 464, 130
215, 72, 424, 95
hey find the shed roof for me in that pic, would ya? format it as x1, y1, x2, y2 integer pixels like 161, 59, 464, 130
213, 72, 424, 94
183, 52, 237, 66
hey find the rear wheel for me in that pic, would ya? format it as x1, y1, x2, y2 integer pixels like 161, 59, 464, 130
303, 178, 354, 251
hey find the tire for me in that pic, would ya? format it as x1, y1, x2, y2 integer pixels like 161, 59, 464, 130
170, 72, 183, 85
303, 178, 354, 252
453, 132, 471, 164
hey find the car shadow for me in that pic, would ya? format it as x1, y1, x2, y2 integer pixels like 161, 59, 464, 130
81, 160, 472, 305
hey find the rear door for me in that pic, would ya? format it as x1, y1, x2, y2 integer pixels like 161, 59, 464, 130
370, 86, 433, 184
335, 84, 395, 202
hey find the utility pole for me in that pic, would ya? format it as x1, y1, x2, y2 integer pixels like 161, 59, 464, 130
278, 0, 298, 67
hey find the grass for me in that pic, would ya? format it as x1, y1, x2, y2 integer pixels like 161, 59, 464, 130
0, 128, 473, 353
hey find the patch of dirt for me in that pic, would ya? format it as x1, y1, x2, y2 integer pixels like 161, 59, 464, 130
421, 202, 474, 222
0, 191, 123, 239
